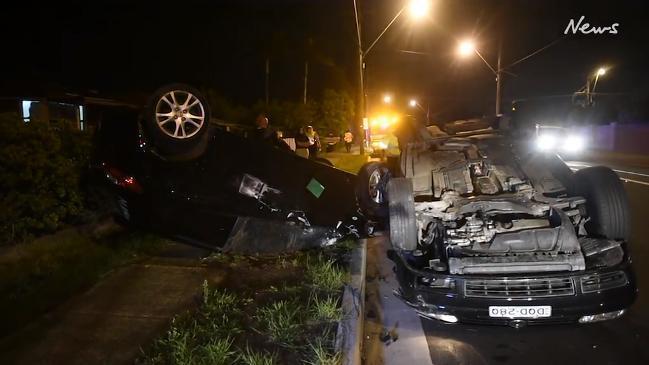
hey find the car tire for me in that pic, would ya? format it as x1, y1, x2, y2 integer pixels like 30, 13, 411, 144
143, 83, 211, 161
387, 178, 418, 251
575, 166, 630, 241
356, 162, 391, 219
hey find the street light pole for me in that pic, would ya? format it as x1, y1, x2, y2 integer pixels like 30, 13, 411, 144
265, 57, 270, 106
353, 0, 365, 154
586, 67, 607, 105
353, 0, 430, 154
303, 61, 309, 105
357, 5, 406, 155
457, 37, 561, 116
495, 39, 503, 115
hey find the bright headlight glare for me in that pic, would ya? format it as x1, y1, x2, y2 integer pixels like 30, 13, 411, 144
372, 141, 387, 149
562, 135, 586, 152
536, 134, 557, 151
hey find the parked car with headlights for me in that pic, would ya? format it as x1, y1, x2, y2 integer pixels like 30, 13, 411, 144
534, 124, 587, 155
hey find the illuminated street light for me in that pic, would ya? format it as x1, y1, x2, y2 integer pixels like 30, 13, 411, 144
457, 38, 501, 114
408, 0, 431, 20
408, 98, 428, 121
588, 66, 609, 105
454, 37, 562, 115
353, 0, 432, 153
383, 94, 393, 104
457, 40, 476, 57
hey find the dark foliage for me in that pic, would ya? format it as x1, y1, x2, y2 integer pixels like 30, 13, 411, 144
0, 113, 91, 244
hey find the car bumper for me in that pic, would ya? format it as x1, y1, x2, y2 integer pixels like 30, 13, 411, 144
391, 252, 637, 327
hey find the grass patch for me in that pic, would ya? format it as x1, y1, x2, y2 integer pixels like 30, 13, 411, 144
256, 300, 303, 347
320, 152, 368, 174
310, 295, 342, 322
199, 337, 237, 365
144, 318, 238, 365
239, 346, 277, 365
307, 255, 348, 292
304, 338, 342, 365
142, 284, 246, 364
141, 244, 352, 364
0, 227, 165, 336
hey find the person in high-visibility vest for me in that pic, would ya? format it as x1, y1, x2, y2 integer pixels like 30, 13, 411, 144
305, 125, 321, 159
343, 130, 353, 153
385, 132, 400, 156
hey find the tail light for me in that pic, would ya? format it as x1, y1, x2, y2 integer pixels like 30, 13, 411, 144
102, 163, 143, 193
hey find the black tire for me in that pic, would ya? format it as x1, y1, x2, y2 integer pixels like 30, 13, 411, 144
356, 162, 391, 219
575, 166, 630, 241
387, 178, 418, 251
143, 83, 211, 161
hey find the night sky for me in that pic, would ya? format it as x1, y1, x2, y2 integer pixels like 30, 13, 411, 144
2, 0, 648, 122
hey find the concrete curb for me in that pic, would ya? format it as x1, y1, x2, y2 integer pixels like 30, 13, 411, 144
336, 238, 367, 365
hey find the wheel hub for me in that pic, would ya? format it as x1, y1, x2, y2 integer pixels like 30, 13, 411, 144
154, 90, 205, 139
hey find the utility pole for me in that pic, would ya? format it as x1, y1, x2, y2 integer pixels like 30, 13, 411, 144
265, 57, 270, 106
352, 0, 427, 153
303, 61, 309, 104
495, 39, 503, 115
353, 0, 365, 154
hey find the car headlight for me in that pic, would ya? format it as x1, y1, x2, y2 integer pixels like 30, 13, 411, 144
536, 134, 557, 151
535, 133, 586, 153
562, 135, 586, 153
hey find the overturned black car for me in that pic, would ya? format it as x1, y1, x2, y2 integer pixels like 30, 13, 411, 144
93, 84, 364, 253
358, 119, 636, 326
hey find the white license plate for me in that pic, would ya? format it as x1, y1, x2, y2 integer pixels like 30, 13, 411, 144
488, 306, 552, 318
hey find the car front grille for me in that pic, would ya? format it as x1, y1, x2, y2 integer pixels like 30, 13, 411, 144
580, 271, 628, 293
464, 277, 575, 298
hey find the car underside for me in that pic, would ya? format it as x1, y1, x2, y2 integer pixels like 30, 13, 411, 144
404, 135, 593, 275
358, 122, 637, 326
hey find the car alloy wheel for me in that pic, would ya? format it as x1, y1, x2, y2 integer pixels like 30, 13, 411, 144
154, 90, 205, 139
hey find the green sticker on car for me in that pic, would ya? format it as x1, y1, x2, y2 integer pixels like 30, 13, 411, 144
306, 178, 325, 198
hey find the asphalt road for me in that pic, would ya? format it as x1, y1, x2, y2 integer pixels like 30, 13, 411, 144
421, 160, 649, 365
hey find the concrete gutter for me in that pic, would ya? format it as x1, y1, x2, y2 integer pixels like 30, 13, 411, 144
336, 239, 367, 365
364, 235, 432, 365
374, 236, 432, 364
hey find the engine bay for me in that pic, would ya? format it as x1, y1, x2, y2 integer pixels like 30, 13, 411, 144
402, 135, 623, 275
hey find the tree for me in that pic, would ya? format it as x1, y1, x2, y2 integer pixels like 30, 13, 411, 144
251, 99, 318, 133
317, 89, 355, 134
203, 89, 252, 123
0, 113, 91, 244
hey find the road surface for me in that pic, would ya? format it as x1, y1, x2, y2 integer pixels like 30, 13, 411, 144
369, 158, 649, 365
